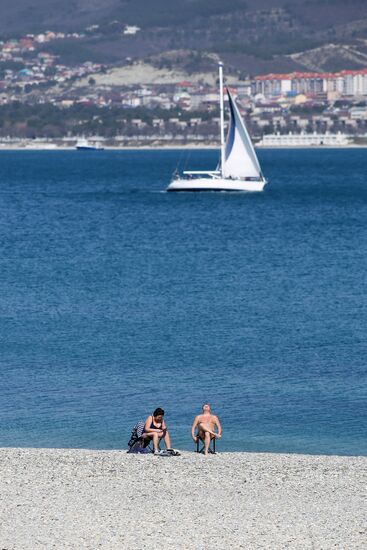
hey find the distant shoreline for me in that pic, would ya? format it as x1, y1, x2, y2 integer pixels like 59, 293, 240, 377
1, 143, 367, 151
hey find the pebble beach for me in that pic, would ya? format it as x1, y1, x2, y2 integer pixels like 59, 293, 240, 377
0, 448, 365, 549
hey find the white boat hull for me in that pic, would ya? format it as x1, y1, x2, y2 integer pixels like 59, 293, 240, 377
167, 177, 266, 192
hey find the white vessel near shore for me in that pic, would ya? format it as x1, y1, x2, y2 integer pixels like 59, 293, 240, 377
76, 138, 104, 151
167, 63, 266, 192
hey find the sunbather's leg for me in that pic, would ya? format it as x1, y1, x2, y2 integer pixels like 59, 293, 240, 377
142, 432, 160, 452
163, 430, 172, 449
197, 422, 218, 438
151, 432, 160, 452
204, 431, 211, 456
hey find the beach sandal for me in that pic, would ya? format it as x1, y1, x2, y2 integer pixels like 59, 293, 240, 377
167, 449, 181, 456
156, 449, 181, 457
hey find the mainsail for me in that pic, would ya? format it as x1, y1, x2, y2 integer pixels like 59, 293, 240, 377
222, 90, 262, 179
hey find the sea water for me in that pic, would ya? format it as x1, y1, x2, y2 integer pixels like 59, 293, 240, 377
0, 148, 366, 455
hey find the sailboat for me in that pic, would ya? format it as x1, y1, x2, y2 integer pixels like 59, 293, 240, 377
167, 63, 267, 192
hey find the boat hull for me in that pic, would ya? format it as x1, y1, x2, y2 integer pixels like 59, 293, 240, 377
167, 177, 266, 192
76, 146, 104, 151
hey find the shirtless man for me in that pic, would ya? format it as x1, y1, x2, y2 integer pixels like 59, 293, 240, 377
191, 403, 222, 456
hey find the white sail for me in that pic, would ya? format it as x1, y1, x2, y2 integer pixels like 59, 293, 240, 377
222, 90, 262, 179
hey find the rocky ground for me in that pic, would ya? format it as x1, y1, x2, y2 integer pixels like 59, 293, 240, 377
0, 449, 365, 549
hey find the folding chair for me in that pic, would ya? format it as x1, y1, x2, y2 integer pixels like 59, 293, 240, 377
196, 435, 217, 454
127, 420, 162, 454
128, 436, 162, 454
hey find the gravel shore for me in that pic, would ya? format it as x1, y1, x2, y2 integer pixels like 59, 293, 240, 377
0, 448, 365, 549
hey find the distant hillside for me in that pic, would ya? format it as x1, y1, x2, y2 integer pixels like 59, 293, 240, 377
1, 0, 367, 74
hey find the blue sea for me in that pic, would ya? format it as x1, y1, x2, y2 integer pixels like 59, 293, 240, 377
0, 148, 366, 455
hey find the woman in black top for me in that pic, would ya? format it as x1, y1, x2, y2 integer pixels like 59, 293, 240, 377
142, 407, 173, 454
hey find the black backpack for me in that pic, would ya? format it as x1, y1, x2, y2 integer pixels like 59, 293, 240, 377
127, 420, 146, 452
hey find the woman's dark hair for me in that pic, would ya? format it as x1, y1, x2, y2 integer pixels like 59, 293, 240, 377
153, 407, 165, 417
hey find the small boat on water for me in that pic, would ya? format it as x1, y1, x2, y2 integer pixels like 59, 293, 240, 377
75, 138, 104, 151
167, 63, 267, 192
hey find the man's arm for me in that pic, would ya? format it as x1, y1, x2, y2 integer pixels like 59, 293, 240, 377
214, 416, 222, 437
191, 416, 199, 441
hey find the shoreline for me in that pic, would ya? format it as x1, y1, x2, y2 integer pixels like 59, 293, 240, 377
1, 445, 365, 457
1, 447, 366, 548
1, 143, 367, 151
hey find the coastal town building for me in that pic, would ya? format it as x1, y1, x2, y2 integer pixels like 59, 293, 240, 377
2, 26, 367, 143
254, 70, 367, 98
123, 25, 141, 35
258, 131, 350, 147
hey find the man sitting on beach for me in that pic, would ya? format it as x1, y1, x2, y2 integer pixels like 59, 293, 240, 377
191, 403, 222, 456
142, 408, 173, 455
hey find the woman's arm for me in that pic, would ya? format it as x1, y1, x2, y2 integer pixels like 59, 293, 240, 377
161, 419, 167, 435
144, 416, 162, 433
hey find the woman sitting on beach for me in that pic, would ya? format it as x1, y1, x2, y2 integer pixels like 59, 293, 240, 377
191, 403, 222, 456
142, 408, 173, 455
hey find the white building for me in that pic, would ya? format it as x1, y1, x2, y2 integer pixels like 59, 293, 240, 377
350, 106, 367, 120
254, 70, 367, 98
123, 25, 140, 35
258, 131, 350, 147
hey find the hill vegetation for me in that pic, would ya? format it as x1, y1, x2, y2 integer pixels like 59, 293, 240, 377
0, 102, 216, 138
1, 0, 367, 73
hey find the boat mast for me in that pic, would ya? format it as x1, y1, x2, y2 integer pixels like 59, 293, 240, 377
219, 62, 225, 177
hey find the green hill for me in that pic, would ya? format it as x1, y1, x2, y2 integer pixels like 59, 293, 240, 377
1, 0, 367, 74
